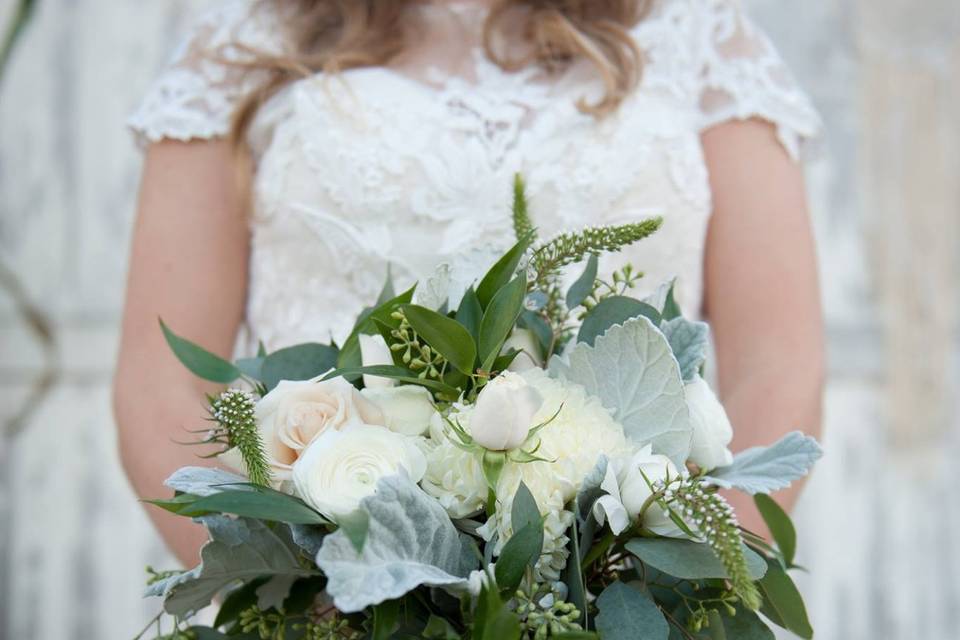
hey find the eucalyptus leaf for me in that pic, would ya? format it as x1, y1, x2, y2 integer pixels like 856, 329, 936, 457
518, 309, 554, 356
261, 343, 339, 391
146, 516, 314, 617
456, 286, 483, 342
183, 489, 328, 525
625, 538, 767, 581
479, 275, 527, 370
562, 517, 587, 627
235, 356, 265, 381
660, 317, 709, 382
255, 575, 298, 610
494, 521, 544, 594
511, 481, 541, 532
577, 296, 660, 347
721, 605, 775, 640
401, 304, 477, 374
316, 474, 476, 612
575, 455, 609, 523
754, 494, 797, 567
549, 317, 692, 466
565, 254, 598, 310
159, 319, 240, 384
476, 232, 534, 308
758, 557, 813, 639
595, 581, 669, 640
704, 432, 823, 495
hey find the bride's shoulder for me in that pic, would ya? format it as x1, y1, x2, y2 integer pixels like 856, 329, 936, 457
128, 0, 287, 146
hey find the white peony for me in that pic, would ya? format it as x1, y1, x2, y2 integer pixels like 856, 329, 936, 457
292, 424, 426, 521
358, 333, 397, 389
474, 369, 632, 578
361, 385, 437, 436
469, 371, 544, 450
251, 374, 385, 481
503, 328, 543, 372
685, 375, 734, 471
421, 414, 488, 518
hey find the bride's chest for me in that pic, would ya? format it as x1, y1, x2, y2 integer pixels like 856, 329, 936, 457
249, 66, 712, 255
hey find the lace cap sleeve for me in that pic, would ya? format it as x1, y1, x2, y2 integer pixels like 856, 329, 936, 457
695, 0, 822, 160
127, 0, 281, 146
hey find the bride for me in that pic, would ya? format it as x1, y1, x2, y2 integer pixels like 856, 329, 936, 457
114, 0, 824, 567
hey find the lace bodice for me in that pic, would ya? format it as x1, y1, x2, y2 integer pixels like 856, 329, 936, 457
129, 0, 820, 353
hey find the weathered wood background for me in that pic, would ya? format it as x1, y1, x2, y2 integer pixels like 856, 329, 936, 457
1, 0, 958, 638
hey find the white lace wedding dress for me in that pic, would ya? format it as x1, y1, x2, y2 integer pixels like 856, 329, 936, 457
129, 0, 819, 353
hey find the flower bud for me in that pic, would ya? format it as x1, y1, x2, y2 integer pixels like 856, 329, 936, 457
469, 371, 544, 451
359, 333, 396, 389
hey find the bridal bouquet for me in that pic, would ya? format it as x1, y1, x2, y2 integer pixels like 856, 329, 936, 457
142, 177, 822, 640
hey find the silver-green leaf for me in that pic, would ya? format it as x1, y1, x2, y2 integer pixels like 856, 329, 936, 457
660, 317, 709, 382
146, 516, 313, 617
595, 581, 669, 640
548, 317, 692, 466
316, 474, 477, 612
704, 432, 823, 495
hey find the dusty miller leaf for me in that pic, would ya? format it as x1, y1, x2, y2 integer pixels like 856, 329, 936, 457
548, 317, 692, 466
316, 474, 477, 612
164, 467, 248, 497
146, 516, 313, 617
704, 432, 823, 495
660, 317, 709, 382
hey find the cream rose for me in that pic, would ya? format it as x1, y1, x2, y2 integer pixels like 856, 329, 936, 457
292, 424, 427, 521
254, 374, 385, 480
685, 375, 734, 471
361, 385, 438, 436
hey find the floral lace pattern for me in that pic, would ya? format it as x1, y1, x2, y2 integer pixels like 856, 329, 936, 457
128, 0, 821, 353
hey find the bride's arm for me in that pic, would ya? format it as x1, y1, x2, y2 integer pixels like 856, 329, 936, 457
114, 140, 249, 567
701, 119, 825, 533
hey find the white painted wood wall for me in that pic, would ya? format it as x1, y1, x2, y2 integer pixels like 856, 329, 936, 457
1, 1, 957, 638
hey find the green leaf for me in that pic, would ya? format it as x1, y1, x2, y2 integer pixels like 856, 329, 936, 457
707, 609, 728, 640
518, 309, 554, 356
159, 319, 240, 383
456, 286, 484, 342
338, 285, 416, 372
660, 317, 709, 382
337, 509, 370, 554
477, 233, 534, 308
625, 538, 767, 581
401, 304, 478, 374
550, 317, 693, 466
372, 599, 401, 640
213, 579, 265, 628
662, 282, 682, 321
482, 603, 522, 640
146, 516, 314, 617
479, 274, 527, 370
562, 517, 587, 627
511, 481, 541, 533
322, 365, 460, 397
235, 356, 265, 381
758, 557, 813, 639
595, 581, 669, 640
566, 253, 599, 309
316, 475, 477, 613
577, 296, 660, 347
376, 266, 397, 305
181, 489, 328, 526
722, 604, 775, 639
754, 494, 797, 567
423, 615, 461, 639
494, 521, 544, 594
260, 342, 339, 391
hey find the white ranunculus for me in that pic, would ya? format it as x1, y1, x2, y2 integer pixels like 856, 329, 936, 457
292, 424, 427, 521
253, 375, 385, 482
469, 371, 544, 450
503, 328, 543, 372
361, 385, 437, 436
358, 333, 397, 389
685, 375, 734, 471
615, 445, 685, 538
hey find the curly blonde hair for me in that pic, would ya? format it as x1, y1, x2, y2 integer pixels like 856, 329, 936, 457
226, 0, 651, 183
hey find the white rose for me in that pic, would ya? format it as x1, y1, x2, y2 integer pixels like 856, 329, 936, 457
254, 375, 385, 481
469, 372, 544, 450
292, 424, 427, 521
685, 375, 734, 471
502, 328, 543, 372
359, 333, 396, 389
361, 385, 437, 436
616, 445, 685, 537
